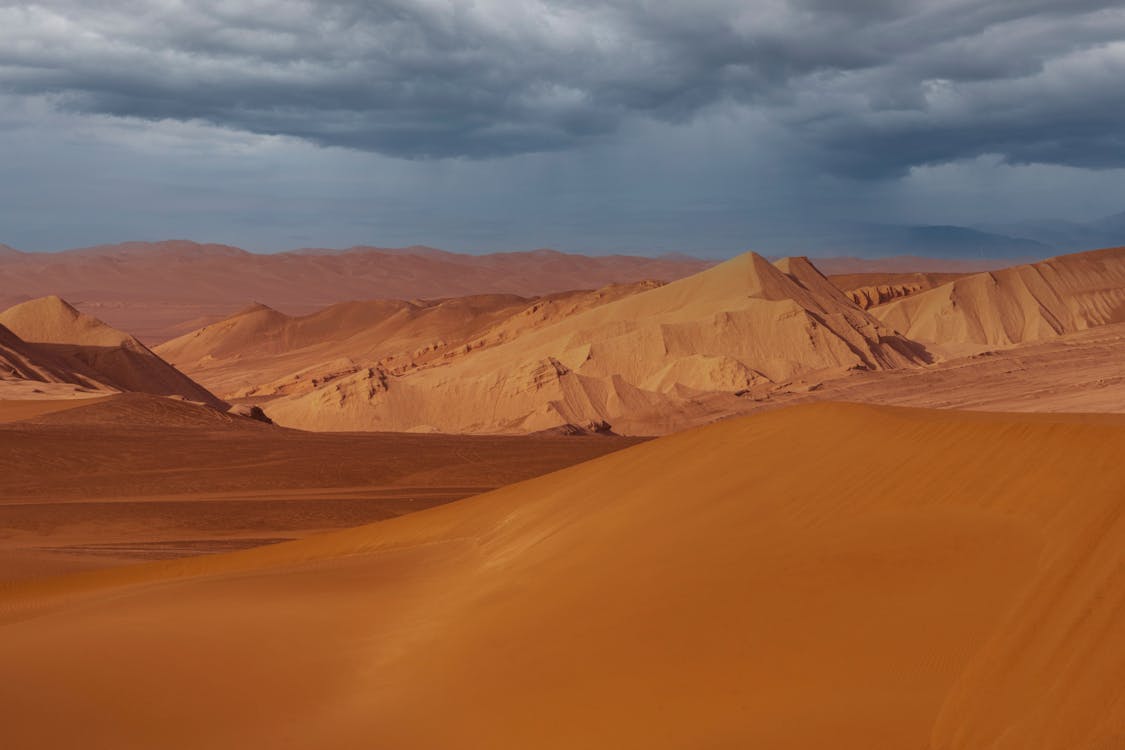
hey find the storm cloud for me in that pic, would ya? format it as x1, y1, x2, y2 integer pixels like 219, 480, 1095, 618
1, 0, 1123, 176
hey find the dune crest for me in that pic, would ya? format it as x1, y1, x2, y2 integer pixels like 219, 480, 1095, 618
156, 283, 665, 400
1, 323, 82, 383
258, 253, 928, 433
1, 404, 1121, 748
830, 271, 967, 309
0, 296, 224, 407
874, 246, 1125, 353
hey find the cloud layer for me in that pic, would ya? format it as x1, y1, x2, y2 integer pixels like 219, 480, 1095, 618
2, 0, 1123, 176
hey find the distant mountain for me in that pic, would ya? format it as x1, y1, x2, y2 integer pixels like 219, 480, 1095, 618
813, 224, 1052, 260
0, 240, 713, 344
747, 221, 1053, 263
974, 210, 1125, 253
1094, 210, 1125, 234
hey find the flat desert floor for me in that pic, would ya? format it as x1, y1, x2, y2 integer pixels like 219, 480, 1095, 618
1, 402, 1122, 749
0, 394, 642, 584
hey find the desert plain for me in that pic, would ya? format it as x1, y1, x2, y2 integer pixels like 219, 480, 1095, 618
1, 242, 1123, 749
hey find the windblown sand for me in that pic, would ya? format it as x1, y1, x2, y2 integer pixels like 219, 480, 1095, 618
0, 394, 641, 583
1, 403, 1121, 749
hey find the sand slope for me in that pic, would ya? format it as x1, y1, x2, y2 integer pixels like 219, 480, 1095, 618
0, 296, 224, 407
263, 253, 928, 433
831, 271, 967, 309
156, 283, 661, 400
875, 246, 1125, 353
1, 403, 1121, 748
0, 392, 641, 582
0, 322, 107, 391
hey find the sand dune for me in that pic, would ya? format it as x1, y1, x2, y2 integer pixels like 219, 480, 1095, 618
1, 403, 1121, 748
0, 296, 224, 407
156, 283, 661, 401
152, 246, 1125, 434
0, 322, 109, 393
874, 246, 1125, 354
760, 320, 1125, 416
830, 271, 966, 308
260, 253, 928, 433
0, 392, 641, 582
0, 241, 712, 343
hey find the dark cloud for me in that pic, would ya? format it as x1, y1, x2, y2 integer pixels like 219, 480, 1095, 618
0, 1, 1123, 175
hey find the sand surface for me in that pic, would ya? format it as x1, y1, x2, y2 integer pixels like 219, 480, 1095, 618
1, 402, 1121, 749
0, 394, 642, 583
10, 248, 1123, 437
0, 296, 223, 406
154, 283, 657, 399
829, 271, 967, 308
778, 321, 1125, 414
141, 247, 1125, 436
251, 253, 927, 433
876, 246, 1125, 354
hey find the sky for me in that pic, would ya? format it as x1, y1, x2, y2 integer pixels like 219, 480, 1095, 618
1, 0, 1124, 256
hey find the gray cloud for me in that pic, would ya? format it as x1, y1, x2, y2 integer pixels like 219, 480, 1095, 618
1, 0, 1123, 176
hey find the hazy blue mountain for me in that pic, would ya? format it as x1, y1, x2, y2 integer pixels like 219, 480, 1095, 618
975, 211, 1125, 254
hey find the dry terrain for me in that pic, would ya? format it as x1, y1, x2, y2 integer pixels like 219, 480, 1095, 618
0, 295, 223, 406
772, 321, 1125, 414
163, 253, 929, 434
0, 241, 1007, 344
1, 243, 1123, 749
0, 394, 641, 583
877, 245, 1125, 355
0, 241, 712, 343
151, 246, 1125, 436
1, 403, 1121, 749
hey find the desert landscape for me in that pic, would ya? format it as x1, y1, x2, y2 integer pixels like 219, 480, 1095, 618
3, 1, 1124, 747
1, 241, 1123, 748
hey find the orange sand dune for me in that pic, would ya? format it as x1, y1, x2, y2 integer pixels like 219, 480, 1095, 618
0, 395, 113, 423
259, 253, 928, 433
874, 246, 1125, 354
0, 393, 642, 582
0, 296, 224, 407
771, 321, 1125, 415
829, 271, 966, 308
154, 284, 655, 399
1, 403, 1121, 749
0, 321, 113, 397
